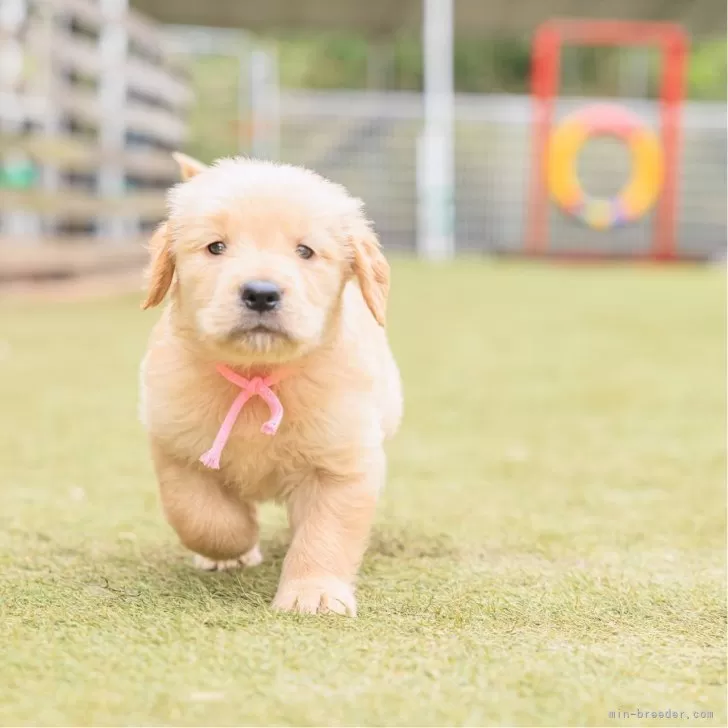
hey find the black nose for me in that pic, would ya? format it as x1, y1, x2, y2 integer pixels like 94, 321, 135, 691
241, 280, 282, 313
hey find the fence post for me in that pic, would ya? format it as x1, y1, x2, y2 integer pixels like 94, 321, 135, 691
162, 25, 252, 157
250, 45, 280, 160
98, 0, 129, 241
0, 0, 39, 239
39, 0, 63, 238
417, 0, 455, 261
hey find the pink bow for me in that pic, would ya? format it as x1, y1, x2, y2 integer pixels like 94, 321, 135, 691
199, 364, 288, 470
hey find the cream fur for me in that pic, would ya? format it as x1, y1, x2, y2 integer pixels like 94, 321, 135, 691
140, 156, 402, 616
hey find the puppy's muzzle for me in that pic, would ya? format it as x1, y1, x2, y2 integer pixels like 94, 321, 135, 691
241, 280, 282, 313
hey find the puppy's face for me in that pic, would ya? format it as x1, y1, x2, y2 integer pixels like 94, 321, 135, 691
142, 156, 389, 365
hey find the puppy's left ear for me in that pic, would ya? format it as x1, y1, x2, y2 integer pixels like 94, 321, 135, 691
171, 152, 207, 181
351, 226, 390, 327
141, 222, 174, 310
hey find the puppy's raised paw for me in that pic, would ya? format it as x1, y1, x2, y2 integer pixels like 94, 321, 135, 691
272, 577, 356, 617
193, 544, 263, 572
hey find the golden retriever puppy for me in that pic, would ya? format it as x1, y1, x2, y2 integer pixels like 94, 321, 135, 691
139, 153, 402, 616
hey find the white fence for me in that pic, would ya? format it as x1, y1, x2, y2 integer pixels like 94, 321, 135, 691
276, 90, 726, 259
5, 10, 723, 265
0, 0, 191, 249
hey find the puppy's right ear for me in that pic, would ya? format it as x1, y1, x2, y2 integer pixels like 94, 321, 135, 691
171, 152, 206, 181
141, 222, 174, 310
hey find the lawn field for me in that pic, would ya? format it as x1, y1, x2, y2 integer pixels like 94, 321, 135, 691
0, 260, 725, 727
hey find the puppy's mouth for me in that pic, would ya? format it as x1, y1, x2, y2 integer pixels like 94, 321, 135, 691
250, 324, 281, 334
228, 320, 291, 342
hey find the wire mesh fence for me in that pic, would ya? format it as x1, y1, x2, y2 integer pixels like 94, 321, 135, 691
277, 90, 725, 258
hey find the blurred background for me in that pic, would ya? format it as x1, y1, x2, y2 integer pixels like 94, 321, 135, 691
0, 0, 725, 285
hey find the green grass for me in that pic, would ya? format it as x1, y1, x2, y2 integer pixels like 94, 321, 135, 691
0, 260, 725, 727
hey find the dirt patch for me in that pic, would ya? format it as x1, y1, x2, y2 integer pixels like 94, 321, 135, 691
0, 270, 143, 301
368, 527, 461, 560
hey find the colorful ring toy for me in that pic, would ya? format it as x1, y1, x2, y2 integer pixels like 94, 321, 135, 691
547, 103, 664, 231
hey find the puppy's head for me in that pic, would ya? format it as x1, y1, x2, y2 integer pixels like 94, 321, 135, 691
142, 154, 389, 365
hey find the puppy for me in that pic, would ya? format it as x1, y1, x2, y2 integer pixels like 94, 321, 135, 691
139, 154, 402, 616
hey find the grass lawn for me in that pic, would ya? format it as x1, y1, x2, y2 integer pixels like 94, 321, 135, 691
0, 260, 725, 727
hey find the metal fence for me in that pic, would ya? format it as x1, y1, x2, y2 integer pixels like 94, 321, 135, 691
278, 90, 726, 258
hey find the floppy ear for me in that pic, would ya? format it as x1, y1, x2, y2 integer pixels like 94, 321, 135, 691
351, 227, 390, 327
171, 152, 207, 181
141, 222, 174, 310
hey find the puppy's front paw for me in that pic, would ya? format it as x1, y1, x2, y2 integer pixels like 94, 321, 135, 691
193, 544, 263, 571
272, 577, 356, 617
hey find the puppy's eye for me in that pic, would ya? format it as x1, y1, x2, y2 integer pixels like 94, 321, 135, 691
295, 244, 315, 260
207, 242, 226, 256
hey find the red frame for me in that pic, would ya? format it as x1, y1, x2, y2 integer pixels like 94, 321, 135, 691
526, 19, 689, 260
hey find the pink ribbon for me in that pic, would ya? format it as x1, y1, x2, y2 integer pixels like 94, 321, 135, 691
199, 364, 288, 470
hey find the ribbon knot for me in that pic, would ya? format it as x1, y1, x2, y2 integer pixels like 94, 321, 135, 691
199, 364, 288, 470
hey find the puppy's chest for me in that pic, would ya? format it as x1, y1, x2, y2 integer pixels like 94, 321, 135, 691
154, 383, 301, 452
147, 374, 376, 487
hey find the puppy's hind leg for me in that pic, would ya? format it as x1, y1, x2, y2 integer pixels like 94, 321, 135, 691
151, 439, 261, 570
